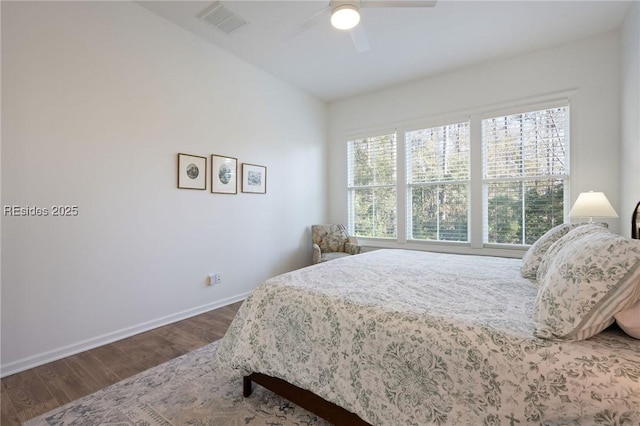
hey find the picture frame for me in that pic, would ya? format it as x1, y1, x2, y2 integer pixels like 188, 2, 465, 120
177, 153, 207, 190
241, 163, 267, 194
211, 154, 238, 194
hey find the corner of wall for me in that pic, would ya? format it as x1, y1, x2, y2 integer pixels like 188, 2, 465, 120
620, 1, 640, 237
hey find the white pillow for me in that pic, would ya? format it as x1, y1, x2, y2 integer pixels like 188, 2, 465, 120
615, 299, 640, 339
521, 223, 579, 281
533, 230, 640, 341
535, 223, 609, 283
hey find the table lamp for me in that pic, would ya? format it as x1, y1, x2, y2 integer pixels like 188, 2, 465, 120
569, 191, 619, 222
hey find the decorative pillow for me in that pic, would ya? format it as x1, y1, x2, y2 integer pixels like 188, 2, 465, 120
615, 299, 640, 339
521, 223, 579, 280
533, 230, 640, 341
535, 223, 609, 283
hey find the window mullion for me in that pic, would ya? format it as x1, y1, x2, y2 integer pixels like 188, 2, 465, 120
470, 114, 483, 249
397, 128, 407, 244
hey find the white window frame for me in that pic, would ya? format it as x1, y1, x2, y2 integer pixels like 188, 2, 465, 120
405, 120, 471, 243
480, 101, 570, 248
345, 95, 572, 257
347, 129, 398, 240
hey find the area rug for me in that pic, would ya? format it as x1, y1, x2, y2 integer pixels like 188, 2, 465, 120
25, 341, 331, 425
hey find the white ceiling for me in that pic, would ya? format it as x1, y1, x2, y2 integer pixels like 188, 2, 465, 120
138, 0, 633, 102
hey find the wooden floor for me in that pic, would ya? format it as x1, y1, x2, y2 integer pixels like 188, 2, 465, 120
1, 301, 243, 425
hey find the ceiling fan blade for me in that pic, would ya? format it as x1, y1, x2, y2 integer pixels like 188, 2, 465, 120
282, 5, 330, 41
350, 24, 370, 53
361, 0, 437, 7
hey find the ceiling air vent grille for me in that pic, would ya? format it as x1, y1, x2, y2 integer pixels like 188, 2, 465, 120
198, 2, 247, 35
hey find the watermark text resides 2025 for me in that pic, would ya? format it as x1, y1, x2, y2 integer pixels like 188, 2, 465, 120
3, 205, 79, 217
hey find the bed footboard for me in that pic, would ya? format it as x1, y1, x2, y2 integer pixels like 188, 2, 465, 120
243, 373, 371, 426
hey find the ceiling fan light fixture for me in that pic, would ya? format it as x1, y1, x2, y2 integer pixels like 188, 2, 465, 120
331, 4, 360, 30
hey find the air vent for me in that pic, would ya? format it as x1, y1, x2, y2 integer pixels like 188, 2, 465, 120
198, 2, 247, 35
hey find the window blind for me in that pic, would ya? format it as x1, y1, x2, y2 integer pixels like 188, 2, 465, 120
483, 107, 568, 180
406, 122, 470, 242
347, 133, 397, 238
482, 106, 568, 245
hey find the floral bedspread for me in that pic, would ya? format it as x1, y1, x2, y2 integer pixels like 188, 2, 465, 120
217, 249, 640, 425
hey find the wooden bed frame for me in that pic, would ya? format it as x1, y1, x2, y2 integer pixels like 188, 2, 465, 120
243, 373, 371, 425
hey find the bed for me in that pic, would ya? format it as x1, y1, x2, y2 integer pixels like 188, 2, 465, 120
217, 227, 640, 425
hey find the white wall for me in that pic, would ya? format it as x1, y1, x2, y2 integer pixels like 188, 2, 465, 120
328, 31, 623, 245
1, 1, 327, 376
620, 1, 640, 237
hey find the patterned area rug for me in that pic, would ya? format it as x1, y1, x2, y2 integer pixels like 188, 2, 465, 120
25, 341, 331, 425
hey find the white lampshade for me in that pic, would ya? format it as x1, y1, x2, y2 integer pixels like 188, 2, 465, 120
569, 191, 619, 222
331, 4, 360, 30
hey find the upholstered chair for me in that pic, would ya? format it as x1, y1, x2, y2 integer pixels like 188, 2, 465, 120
311, 224, 362, 264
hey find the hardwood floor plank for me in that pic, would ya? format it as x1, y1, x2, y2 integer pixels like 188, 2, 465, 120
89, 343, 142, 381
112, 331, 183, 370
152, 323, 209, 354
109, 331, 167, 371
62, 353, 113, 396
2, 369, 53, 412
186, 315, 226, 341
135, 332, 185, 361
1, 381, 22, 426
16, 401, 60, 424
219, 301, 243, 317
32, 360, 79, 406
1, 369, 58, 423
0, 301, 243, 425
201, 314, 237, 334
65, 351, 120, 390
204, 302, 243, 324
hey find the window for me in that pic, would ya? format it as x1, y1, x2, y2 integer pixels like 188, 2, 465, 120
482, 106, 568, 245
346, 101, 570, 250
406, 122, 470, 242
347, 133, 397, 238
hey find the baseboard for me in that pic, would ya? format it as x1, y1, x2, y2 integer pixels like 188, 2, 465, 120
0, 292, 249, 378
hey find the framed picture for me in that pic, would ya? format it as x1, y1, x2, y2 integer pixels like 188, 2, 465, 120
211, 154, 238, 194
241, 163, 267, 194
177, 153, 207, 190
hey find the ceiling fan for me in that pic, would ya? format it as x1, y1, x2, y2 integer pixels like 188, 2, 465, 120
284, 0, 438, 53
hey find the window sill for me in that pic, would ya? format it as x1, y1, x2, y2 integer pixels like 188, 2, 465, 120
356, 239, 527, 259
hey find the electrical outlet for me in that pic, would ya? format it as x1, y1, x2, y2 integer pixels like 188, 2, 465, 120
208, 273, 222, 286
